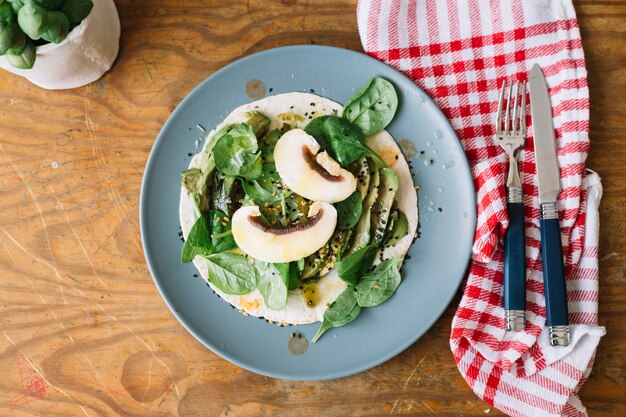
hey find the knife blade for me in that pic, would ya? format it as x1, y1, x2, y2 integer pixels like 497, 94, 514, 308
529, 64, 570, 346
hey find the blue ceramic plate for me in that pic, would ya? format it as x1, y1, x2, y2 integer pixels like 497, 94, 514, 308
140, 45, 475, 380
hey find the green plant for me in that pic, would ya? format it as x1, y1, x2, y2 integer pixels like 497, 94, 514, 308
336, 190, 362, 230
304, 115, 385, 167
213, 123, 263, 180
311, 287, 362, 343
343, 77, 399, 136
0, 0, 93, 69
202, 253, 258, 295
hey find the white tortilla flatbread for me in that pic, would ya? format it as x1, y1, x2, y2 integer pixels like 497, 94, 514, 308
180, 92, 418, 325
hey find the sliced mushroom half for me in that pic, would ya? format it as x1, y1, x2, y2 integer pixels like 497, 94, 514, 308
231, 201, 337, 263
274, 129, 357, 203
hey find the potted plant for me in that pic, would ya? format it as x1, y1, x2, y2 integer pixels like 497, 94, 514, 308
0, 0, 120, 90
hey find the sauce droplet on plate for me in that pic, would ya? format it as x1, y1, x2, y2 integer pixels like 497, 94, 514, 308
245, 79, 266, 100
288, 332, 308, 355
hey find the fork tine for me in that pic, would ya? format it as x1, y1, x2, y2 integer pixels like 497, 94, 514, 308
504, 82, 512, 135
520, 81, 527, 137
512, 81, 520, 133
496, 80, 506, 136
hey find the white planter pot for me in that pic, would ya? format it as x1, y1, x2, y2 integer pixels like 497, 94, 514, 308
0, 0, 120, 90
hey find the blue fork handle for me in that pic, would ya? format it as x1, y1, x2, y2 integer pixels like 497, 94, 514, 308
504, 200, 526, 329
540, 211, 569, 328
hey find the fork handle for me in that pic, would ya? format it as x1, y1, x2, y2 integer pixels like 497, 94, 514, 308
504, 187, 526, 331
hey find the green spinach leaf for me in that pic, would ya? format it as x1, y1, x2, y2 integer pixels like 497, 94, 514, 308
355, 258, 402, 307
202, 253, 257, 295
343, 77, 398, 136
255, 261, 288, 310
259, 129, 281, 163
241, 163, 287, 204
210, 210, 237, 253
213, 123, 263, 180
336, 190, 362, 230
275, 262, 300, 291
181, 214, 212, 264
304, 116, 384, 167
181, 210, 236, 263
335, 244, 378, 286
311, 288, 361, 343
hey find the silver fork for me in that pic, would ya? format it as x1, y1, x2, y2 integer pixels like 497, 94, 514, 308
496, 80, 527, 331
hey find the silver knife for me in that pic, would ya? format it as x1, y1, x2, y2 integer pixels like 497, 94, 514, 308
529, 64, 570, 346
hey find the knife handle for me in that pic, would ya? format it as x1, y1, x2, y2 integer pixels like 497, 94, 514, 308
504, 190, 526, 331
540, 202, 570, 346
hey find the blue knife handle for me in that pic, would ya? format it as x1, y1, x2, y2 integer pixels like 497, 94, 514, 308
504, 201, 526, 315
540, 213, 569, 328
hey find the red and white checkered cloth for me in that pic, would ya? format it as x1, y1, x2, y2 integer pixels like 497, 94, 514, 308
357, 1, 605, 416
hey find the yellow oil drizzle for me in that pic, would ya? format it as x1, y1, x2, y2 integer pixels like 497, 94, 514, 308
302, 283, 319, 308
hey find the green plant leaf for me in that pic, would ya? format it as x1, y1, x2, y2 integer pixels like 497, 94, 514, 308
311, 288, 361, 343
0, 21, 15, 54
202, 253, 257, 295
40, 10, 68, 43
335, 243, 378, 286
355, 258, 402, 307
255, 261, 288, 310
17, 2, 48, 39
209, 210, 236, 253
5, 36, 33, 68
343, 77, 399, 136
181, 210, 236, 263
213, 123, 263, 180
336, 190, 362, 230
241, 163, 287, 204
60, 0, 92, 26
0, 2, 15, 23
181, 214, 212, 264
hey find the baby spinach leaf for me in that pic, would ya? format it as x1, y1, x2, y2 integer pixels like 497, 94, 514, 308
203, 253, 257, 295
355, 258, 402, 307
336, 244, 378, 286
181, 210, 236, 263
241, 163, 287, 204
336, 190, 362, 230
311, 288, 361, 343
259, 129, 281, 163
304, 116, 384, 167
213, 123, 263, 180
255, 261, 288, 310
274, 262, 300, 291
210, 210, 236, 253
343, 77, 399, 136
181, 214, 212, 264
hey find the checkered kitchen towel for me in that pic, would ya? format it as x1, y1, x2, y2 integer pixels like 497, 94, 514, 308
357, 1, 605, 416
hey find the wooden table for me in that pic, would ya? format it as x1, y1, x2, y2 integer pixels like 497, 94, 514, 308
0, 1, 624, 416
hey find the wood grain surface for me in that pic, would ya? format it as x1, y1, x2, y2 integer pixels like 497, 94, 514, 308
0, 1, 624, 416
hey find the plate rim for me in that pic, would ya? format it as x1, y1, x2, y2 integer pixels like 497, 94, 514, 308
139, 44, 476, 380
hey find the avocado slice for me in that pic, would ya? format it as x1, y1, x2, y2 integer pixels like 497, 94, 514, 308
351, 156, 370, 200
384, 209, 409, 247
245, 111, 271, 139
346, 159, 380, 255
370, 167, 399, 244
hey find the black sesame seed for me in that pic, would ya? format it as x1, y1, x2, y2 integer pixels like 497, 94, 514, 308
438, 207, 443, 212
310, 102, 315, 106
187, 152, 193, 157
269, 88, 273, 92
310, 89, 315, 93
290, 105, 294, 109
395, 155, 399, 160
